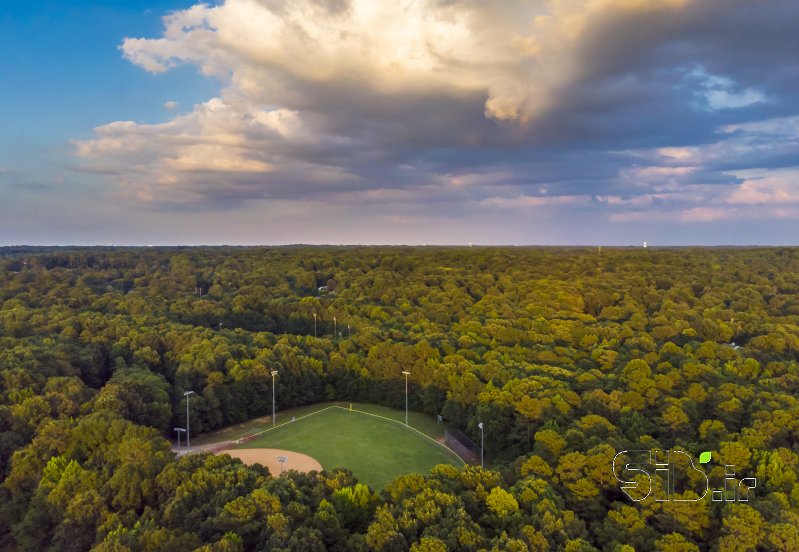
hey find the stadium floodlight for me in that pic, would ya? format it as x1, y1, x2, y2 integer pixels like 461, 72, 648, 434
478, 422, 484, 468
313, 313, 317, 338
402, 371, 411, 426
333, 316, 337, 339
271, 370, 279, 427
184, 391, 195, 448
173, 427, 186, 450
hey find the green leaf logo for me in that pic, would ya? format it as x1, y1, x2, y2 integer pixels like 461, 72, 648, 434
699, 451, 711, 464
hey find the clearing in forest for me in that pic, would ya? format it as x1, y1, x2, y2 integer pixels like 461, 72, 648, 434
234, 405, 463, 489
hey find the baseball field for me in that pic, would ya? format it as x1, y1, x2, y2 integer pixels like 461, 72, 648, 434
227, 405, 463, 489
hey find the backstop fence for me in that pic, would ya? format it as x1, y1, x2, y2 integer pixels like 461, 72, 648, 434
444, 429, 480, 465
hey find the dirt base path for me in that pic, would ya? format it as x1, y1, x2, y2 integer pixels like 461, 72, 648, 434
218, 448, 323, 475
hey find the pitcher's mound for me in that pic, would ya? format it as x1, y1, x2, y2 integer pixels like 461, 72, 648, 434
219, 448, 323, 475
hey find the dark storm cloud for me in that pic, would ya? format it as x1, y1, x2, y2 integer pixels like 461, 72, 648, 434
73, 0, 799, 230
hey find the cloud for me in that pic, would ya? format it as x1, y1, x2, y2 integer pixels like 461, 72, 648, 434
690, 67, 766, 110
482, 195, 590, 209
164, 100, 179, 110
727, 168, 799, 205
73, 0, 799, 228
680, 206, 730, 222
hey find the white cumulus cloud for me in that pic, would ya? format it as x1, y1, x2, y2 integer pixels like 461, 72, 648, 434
75, 0, 704, 207
72, 0, 799, 230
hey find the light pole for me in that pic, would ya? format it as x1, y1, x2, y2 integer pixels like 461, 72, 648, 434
271, 370, 279, 427
402, 371, 410, 426
347, 324, 351, 339
184, 390, 195, 448
478, 422, 484, 468
333, 316, 337, 339
313, 313, 317, 338
174, 427, 186, 449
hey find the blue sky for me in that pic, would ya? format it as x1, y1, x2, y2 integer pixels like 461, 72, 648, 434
2, 0, 798, 245
1, 2, 214, 143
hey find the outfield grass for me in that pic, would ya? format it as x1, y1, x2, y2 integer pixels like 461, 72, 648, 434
190, 402, 334, 446
191, 401, 447, 446
236, 405, 462, 489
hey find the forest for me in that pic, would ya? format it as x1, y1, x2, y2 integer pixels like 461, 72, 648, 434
1, 245, 798, 551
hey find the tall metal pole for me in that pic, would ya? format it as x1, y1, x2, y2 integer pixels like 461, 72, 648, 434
184, 390, 194, 448
174, 427, 183, 449
333, 317, 337, 339
478, 422, 484, 468
271, 370, 278, 427
402, 371, 410, 426
313, 313, 317, 338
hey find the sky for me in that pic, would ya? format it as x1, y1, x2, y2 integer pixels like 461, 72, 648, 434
1, 0, 798, 246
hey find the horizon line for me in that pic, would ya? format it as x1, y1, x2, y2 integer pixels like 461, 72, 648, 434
1, 243, 796, 249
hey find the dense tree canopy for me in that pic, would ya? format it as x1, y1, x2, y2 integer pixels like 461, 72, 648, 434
1, 246, 798, 550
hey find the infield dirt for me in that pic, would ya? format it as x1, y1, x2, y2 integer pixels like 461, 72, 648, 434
218, 448, 323, 475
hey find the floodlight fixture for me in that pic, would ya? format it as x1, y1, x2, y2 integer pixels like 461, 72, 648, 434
174, 427, 186, 449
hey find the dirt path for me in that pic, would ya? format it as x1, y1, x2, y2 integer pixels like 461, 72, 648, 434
172, 440, 234, 457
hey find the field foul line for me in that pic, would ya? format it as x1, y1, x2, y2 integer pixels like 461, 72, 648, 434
235, 403, 466, 465
331, 405, 467, 465
235, 405, 336, 442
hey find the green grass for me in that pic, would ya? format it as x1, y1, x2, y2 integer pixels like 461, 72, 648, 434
191, 401, 447, 446
236, 405, 463, 489
190, 402, 334, 446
